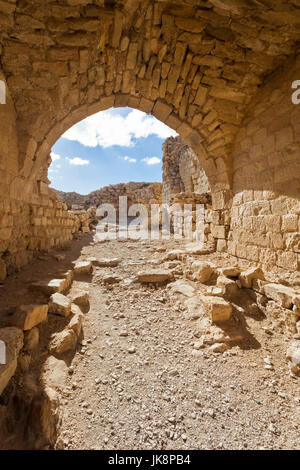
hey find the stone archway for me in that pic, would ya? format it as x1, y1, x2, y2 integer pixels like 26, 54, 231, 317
2, 0, 299, 195
0, 0, 299, 273
27, 94, 228, 193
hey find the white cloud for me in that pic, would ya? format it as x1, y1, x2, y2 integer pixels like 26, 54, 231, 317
50, 152, 61, 162
123, 156, 136, 163
67, 157, 90, 166
142, 157, 161, 165
62, 109, 177, 148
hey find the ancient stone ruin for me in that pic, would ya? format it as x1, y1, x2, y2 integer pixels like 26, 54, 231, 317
0, 0, 299, 451
162, 135, 211, 203
56, 181, 162, 210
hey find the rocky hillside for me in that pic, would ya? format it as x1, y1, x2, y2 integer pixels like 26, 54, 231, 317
55, 182, 162, 210
55, 190, 88, 209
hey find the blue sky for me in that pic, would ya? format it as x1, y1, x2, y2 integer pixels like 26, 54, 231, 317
49, 107, 177, 195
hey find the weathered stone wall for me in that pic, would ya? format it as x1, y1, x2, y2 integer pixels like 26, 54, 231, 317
0, 186, 85, 282
229, 56, 300, 271
162, 136, 214, 243
0, 69, 98, 281
0, 1, 299, 276
3, 0, 300, 200
162, 136, 210, 204
179, 145, 210, 195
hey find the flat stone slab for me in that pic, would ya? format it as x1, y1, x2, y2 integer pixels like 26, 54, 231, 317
49, 293, 72, 317
200, 295, 232, 323
8, 304, 48, 331
73, 261, 93, 274
264, 283, 296, 309
184, 243, 211, 255
103, 274, 121, 285
168, 280, 195, 298
94, 258, 121, 267
68, 311, 83, 337
204, 286, 225, 297
30, 278, 67, 295
137, 270, 173, 284
0, 327, 23, 395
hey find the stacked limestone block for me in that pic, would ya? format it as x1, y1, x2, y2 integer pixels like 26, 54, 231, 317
230, 57, 300, 271
162, 135, 213, 243
0, 0, 299, 275
169, 192, 213, 243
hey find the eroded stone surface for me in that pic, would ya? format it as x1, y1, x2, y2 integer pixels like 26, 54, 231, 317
264, 284, 296, 309
8, 304, 48, 331
201, 295, 232, 323
137, 269, 173, 284
49, 293, 72, 317
49, 329, 78, 356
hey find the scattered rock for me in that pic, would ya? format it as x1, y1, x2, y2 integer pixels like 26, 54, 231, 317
69, 282, 89, 308
286, 340, 300, 376
239, 267, 265, 289
73, 261, 92, 274
30, 278, 68, 295
103, 274, 121, 285
49, 293, 72, 317
164, 249, 184, 261
95, 258, 121, 267
200, 296, 232, 323
49, 329, 78, 356
264, 283, 295, 309
18, 352, 31, 372
68, 311, 83, 337
42, 356, 69, 391
190, 260, 215, 283
168, 280, 195, 298
216, 276, 239, 298
137, 269, 173, 284
185, 296, 204, 319
54, 254, 66, 262
204, 286, 224, 297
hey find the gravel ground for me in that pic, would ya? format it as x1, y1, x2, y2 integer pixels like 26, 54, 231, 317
54, 237, 300, 450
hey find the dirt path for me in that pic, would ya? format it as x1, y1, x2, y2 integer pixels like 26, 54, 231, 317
53, 237, 299, 450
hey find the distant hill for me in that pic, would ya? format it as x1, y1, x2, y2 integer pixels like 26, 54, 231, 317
55, 182, 162, 210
